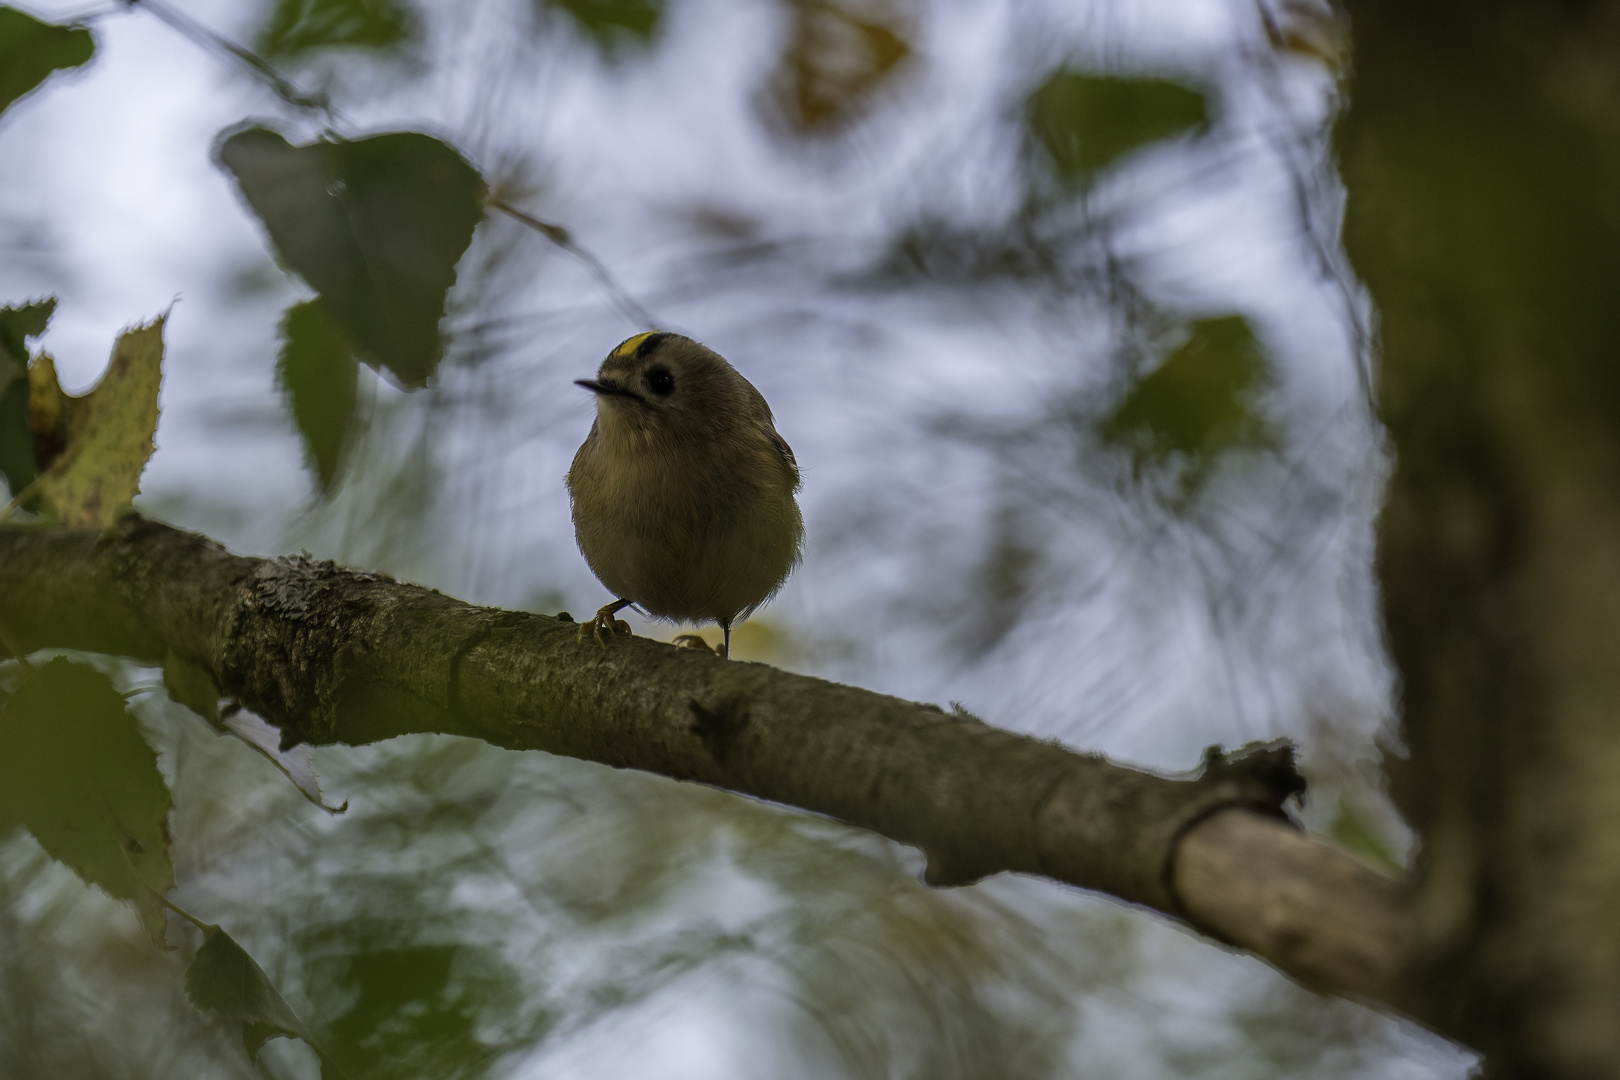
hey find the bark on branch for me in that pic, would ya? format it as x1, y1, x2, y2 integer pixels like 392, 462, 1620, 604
0, 515, 1409, 1003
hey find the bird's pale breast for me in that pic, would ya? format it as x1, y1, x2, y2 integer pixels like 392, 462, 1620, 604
569, 424, 802, 623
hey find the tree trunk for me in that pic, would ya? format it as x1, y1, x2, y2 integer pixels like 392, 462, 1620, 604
1339, 0, 1620, 1073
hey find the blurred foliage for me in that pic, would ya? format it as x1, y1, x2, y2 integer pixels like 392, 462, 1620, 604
278, 298, 361, 493
0, 674, 1446, 1079
1026, 69, 1207, 184
1327, 798, 1401, 876
30, 317, 165, 529
0, 297, 53, 500
537, 0, 662, 49
185, 922, 326, 1063
1100, 315, 1274, 494
257, 0, 415, 58
308, 937, 525, 1079
0, 6, 93, 119
764, 0, 911, 134
878, 71, 1209, 287
0, 658, 174, 942
216, 126, 486, 389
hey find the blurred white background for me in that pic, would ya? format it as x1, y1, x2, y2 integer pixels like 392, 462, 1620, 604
0, 0, 1476, 1076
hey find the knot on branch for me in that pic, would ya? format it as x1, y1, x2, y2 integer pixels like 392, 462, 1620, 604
688, 697, 752, 765
1025, 738, 1306, 912
1197, 740, 1307, 814
1149, 740, 1307, 917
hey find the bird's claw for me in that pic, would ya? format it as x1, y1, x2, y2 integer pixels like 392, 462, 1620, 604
578, 606, 632, 650
672, 634, 715, 655
672, 634, 727, 659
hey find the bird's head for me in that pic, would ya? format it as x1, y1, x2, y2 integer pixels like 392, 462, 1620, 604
577, 332, 771, 442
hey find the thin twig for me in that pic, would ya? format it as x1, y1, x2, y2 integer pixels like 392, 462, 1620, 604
125, 0, 338, 122
153, 888, 213, 933
490, 197, 657, 330
56, 2, 129, 22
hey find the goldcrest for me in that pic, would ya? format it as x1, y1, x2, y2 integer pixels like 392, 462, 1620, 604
567, 331, 803, 659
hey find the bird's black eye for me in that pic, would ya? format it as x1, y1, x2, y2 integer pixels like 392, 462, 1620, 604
645, 367, 674, 395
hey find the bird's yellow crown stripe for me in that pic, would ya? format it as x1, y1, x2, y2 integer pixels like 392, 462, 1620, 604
613, 331, 660, 358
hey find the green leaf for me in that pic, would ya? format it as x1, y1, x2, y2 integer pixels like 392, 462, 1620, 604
540, 0, 661, 48
185, 923, 326, 1062
34, 316, 164, 529
0, 657, 174, 941
257, 0, 414, 58
277, 298, 360, 492
0, 7, 94, 119
1099, 315, 1273, 490
0, 297, 55, 498
215, 127, 486, 388
1026, 70, 1207, 183
26, 352, 79, 478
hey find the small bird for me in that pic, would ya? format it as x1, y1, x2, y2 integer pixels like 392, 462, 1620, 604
567, 331, 803, 659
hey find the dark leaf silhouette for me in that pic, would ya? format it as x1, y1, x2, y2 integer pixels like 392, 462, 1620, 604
216, 127, 486, 388
0, 7, 93, 119
308, 935, 524, 1080
0, 297, 55, 498
539, 0, 661, 48
186, 923, 328, 1063
1027, 70, 1206, 183
277, 298, 361, 492
0, 657, 174, 941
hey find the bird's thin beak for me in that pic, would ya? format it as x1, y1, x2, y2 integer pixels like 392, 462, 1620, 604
576, 378, 646, 405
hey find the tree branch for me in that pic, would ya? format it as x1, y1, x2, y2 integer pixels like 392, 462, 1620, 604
0, 515, 1410, 1003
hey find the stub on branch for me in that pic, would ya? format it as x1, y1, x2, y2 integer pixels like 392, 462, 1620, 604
1004, 739, 1306, 913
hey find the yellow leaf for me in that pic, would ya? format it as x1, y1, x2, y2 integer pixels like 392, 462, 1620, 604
35, 316, 164, 530
28, 352, 80, 472
765, 0, 911, 134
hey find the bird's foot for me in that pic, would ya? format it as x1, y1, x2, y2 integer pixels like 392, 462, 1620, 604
579, 604, 633, 650
672, 633, 726, 657
670, 634, 716, 660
